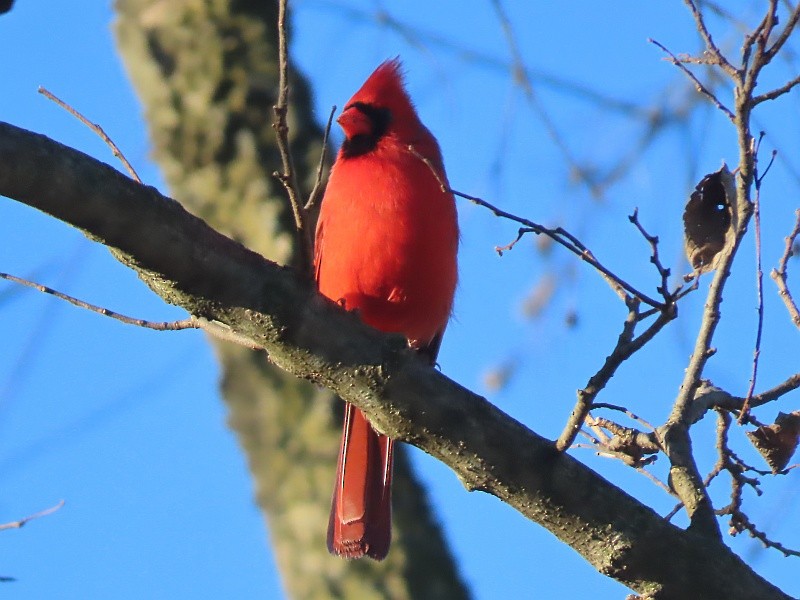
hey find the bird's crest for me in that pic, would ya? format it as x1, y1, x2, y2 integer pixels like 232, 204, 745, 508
346, 58, 419, 128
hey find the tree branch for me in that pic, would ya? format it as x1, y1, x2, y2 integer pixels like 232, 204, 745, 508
272, 0, 312, 275
0, 121, 792, 599
556, 298, 676, 452
771, 209, 800, 328
0, 500, 65, 532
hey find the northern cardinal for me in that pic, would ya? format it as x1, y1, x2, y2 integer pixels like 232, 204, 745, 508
315, 59, 458, 560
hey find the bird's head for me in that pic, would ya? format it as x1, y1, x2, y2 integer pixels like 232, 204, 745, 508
338, 59, 422, 157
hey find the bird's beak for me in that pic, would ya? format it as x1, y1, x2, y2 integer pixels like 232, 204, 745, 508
337, 106, 372, 139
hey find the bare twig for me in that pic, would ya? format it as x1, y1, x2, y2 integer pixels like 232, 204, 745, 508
683, 0, 740, 77
629, 208, 676, 299
727, 510, 800, 557
272, 0, 312, 274
556, 299, 676, 451
558, 304, 637, 452
494, 228, 527, 257
0, 500, 65, 531
580, 419, 667, 493
585, 416, 661, 460
753, 73, 800, 105
405, 145, 666, 309
771, 209, 800, 328
750, 373, 800, 406
741, 1, 775, 70
38, 87, 141, 182
686, 376, 800, 425
195, 318, 265, 351
304, 104, 336, 212
593, 402, 659, 433
764, 3, 800, 61
740, 138, 774, 421
649, 38, 736, 122
0, 271, 264, 351
636, 466, 675, 497
707, 411, 800, 558
0, 271, 198, 331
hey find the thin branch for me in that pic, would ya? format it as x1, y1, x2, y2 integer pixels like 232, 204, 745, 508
764, 3, 800, 60
741, 2, 774, 71
558, 304, 637, 452
728, 511, 800, 557
771, 209, 800, 328
556, 299, 676, 452
405, 145, 666, 309
629, 208, 677, 299
0, 271, 265, 351
0, 500, 65, 531
708, 411, 800, 558
649, 38, 736, 122
304, 104, 336, 212
272, 0, 312, 275
0, 271, 198, 331
585, 416, 661, 461
740, 2, 780, 109
750, 373, 800, 406
636, 465, 675, 497
683, 0, 740, 77
740, 138, 773, 421
753, 73, 800, 105
38, 87, 141, 183
593, 402, 659, 433
714, 413, 759, 520
686, 376, 800, 425
195, 318, 266, 351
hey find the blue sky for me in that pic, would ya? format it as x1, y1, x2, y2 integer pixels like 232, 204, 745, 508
1, 1, 799, 598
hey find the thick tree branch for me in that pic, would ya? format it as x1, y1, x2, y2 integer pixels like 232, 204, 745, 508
0, 121, 792, 599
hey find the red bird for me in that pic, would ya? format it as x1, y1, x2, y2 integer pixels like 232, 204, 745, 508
315, 59, 458, 560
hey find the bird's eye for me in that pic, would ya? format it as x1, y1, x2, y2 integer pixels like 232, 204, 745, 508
339, 103, 392, 157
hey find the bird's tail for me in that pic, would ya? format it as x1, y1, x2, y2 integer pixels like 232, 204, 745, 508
327, 402, 394, 560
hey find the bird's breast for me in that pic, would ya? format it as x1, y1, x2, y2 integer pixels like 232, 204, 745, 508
316, 151, 458, 345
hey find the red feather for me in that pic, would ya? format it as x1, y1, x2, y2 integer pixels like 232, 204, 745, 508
316, 59, 458, 560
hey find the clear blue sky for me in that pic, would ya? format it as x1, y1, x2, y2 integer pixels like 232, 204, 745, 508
1, 1, 799, 598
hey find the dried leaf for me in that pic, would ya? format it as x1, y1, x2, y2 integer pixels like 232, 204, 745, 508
746, 411, 800, 473
683, 165, 735, 274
